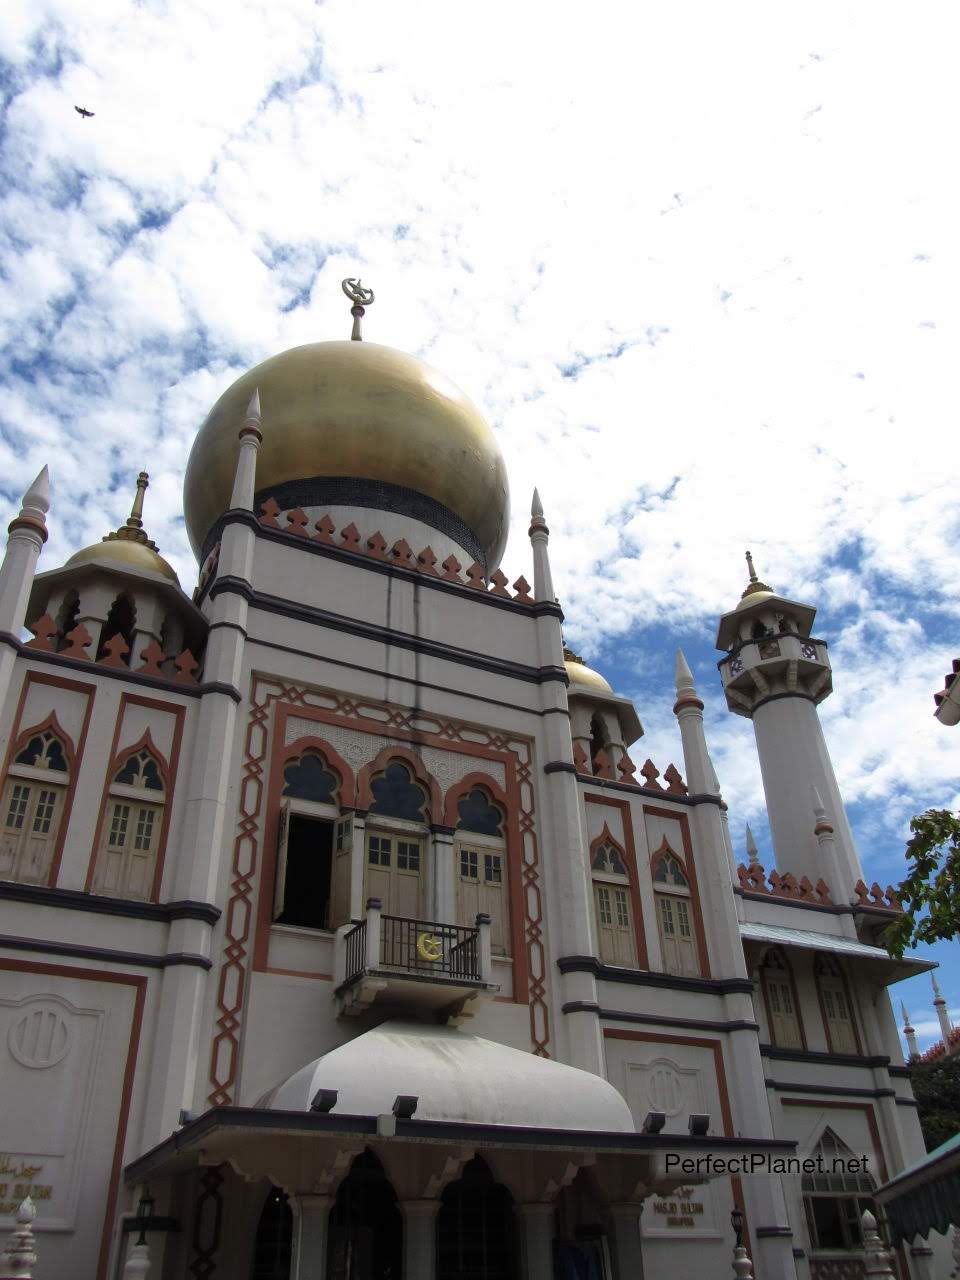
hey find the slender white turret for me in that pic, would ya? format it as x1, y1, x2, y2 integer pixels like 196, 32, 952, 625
0, 466, 49, 635
672, 648, 717, 796
901, 1002, 919, 1060
932, 974, 952, 1044
528, 488, 554, 603
745, 823, 760, 867
229, 388, 263, 511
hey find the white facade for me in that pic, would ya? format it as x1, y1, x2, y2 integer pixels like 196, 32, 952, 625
0, 334, 941, 1280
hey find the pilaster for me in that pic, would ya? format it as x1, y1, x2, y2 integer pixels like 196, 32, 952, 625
290, 1193, 333, 1280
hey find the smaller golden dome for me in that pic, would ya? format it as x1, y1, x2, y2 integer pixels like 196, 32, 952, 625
564, 646, 614, 694
66, 538, 179, 583
65, 472, 179, 585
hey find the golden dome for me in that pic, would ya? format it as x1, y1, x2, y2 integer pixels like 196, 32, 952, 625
65, 472, 179, 584
735, 587, 775, 611
183, 341, 510, 568
66, 538, 179, 583
564, 647, 614, 694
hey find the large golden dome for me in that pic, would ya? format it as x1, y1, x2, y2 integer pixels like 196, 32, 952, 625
183, 341, 510, 568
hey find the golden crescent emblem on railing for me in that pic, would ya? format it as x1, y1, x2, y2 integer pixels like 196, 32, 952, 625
416, 932, 443, 962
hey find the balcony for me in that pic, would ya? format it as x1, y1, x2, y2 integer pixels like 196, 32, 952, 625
334, 898, 499, 1019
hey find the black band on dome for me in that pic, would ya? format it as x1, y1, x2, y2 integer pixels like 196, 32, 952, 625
201, 476, 486, 570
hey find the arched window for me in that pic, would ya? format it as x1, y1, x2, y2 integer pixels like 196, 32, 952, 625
0, 728, 70, 885
815, 955, 859, 1054
91, 746, 165, 900
273, 749, 349, 932
437, 1157, 516, 1280
590, 835, 637, 968
455, 788, 508, 955
652, 848, 699, 977
759, 948, 803, 1049
365, 761, 429, 920
802, 1129, 880, 1256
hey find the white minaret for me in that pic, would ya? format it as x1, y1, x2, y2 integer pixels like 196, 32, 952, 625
901, 1002, 920, 1059
932, 974, 952, 1044
716, 552, 864, 896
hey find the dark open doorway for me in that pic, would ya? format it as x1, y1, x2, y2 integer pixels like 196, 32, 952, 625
327, 1150, 402, 1280
251, 1186, 292, 1280
438, 1156, 517, 1280
276, 816, 333, 929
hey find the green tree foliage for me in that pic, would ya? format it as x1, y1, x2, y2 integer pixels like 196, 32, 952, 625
908, 1053, 960, 1152
884, 810, 960, 959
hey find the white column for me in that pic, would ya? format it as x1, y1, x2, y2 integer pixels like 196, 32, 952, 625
290, 1193, 333, 1280
476, 912, 493, 983
401, 1199, 439, 1280
901, 1003, 920, 1059
432, 828, 456, 922
673, 649, 714, 795
121, 1240, 151, 1279
365, 897, 383, 969
608, 1202, 644, 1280
528, 489, 553, 603
349, 814, 367, 919
519, 1203, 554, 1280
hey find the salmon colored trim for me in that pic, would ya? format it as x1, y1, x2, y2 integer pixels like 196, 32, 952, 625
643, 805, 712, 979
780, 1098, 888, 1182
0, 671, 96, 888
83, 694, 186, 902
0, 958, 147, 1280
583, 802, 649, 971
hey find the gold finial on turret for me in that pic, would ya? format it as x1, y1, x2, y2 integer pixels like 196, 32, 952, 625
341, 277, 375, 341
740, 548, 774, 602
104, 471, 160, 551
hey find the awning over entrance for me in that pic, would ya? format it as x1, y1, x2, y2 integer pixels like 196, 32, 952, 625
874, 1132, 960, 1245
259, 1020, 636, 1132
739, 921, 935, 984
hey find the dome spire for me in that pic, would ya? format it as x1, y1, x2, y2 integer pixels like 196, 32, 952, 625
342, 277, 375, 341
105, 472, 160, 552
741, 549, 774, 602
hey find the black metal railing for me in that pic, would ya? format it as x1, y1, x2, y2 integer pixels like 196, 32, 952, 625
343, 919, 366, 982
380, 914, 481, 981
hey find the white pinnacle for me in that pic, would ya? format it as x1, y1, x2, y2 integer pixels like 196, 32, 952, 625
21, 465, 50, 518
531, 487, 543, 519
675, 648, 696, 695
745, 822, 759, 864
245, 387, 262, 424
812, 785, 827, 822
932, 973, 944, 1000
901, 1001, 912, 1028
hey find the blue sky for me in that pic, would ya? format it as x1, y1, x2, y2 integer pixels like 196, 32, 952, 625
1, 0, 958, 1046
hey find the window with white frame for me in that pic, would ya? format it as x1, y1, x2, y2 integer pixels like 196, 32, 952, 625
91, 746, 165, 900
0, 729, 71, 885
590, 837, 638, 968
652, 849, 699, 976
454, 787, 508, 955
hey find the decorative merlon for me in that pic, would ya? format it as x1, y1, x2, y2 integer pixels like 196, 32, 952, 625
24, 614, 200, 684
737, 860, 834, 906
257, 501, 534, 604
852, 879, 902, 912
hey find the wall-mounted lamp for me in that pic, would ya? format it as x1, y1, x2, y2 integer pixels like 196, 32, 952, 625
688, 1114, 710, 1137
642, 1111, 666, 1134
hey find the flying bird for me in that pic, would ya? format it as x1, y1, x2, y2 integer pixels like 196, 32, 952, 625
74, 106, 95, 118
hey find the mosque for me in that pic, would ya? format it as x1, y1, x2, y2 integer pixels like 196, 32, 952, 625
0, 283, 943, 1279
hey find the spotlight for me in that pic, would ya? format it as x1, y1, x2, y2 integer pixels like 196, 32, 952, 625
688, 1113, 710, 1137
393, 1094, 419, 1119
642, 1111, 666, 1134
310, 1088, 338, 1113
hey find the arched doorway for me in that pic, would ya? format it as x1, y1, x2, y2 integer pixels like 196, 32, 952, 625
251, 1186, 292, 1280
437, 1156, 517, 1280
327, 1150, 402, 1280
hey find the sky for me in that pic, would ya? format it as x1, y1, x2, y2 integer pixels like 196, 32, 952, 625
1, 0, 958, 1048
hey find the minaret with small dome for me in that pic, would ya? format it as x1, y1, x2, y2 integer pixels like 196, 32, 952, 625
716, 551, 864, 894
